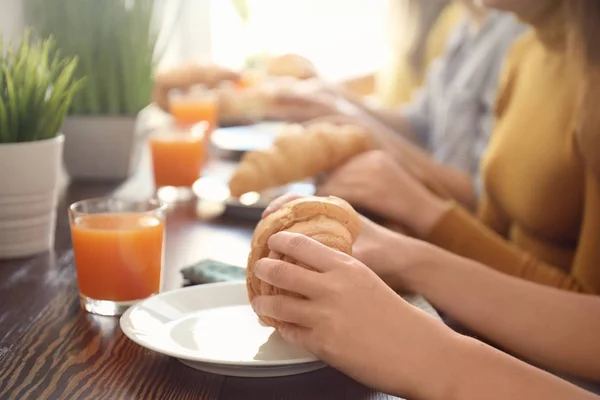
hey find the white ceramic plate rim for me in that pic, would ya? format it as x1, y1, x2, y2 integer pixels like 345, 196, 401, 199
120, 281, 321, 367
210, 122, 285, 152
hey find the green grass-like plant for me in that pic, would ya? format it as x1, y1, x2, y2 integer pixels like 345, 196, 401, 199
25, 0, 161, 116
0, 31, 84, 143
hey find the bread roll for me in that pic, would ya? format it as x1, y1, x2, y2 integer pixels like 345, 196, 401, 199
247, 196, 360, 327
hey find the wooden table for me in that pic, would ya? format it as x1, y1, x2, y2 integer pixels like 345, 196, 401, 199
0, 166, 399, 399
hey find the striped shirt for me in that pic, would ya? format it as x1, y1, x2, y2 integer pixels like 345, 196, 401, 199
402, 11, 525, 192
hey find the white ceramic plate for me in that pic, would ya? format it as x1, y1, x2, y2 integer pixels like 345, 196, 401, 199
210, 122, 285, 153
120, 281, 325, 377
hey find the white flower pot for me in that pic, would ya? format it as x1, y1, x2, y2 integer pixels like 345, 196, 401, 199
62, 116, 143, 181
0, 135, 64, 259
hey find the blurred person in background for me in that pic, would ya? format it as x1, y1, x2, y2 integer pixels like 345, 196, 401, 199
341, 0, 464, 106
311, 0, 600, 295
280, 0, 525, 210
151, 0, 465, 121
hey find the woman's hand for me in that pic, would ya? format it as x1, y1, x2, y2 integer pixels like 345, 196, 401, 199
152, 62, 240, 111
268, 90, 342, 121
318, 150, 449, 237
304, 114, 368, 128
267, 78, 371, 121
251, 231, 457, 398
263, 193, 428, 292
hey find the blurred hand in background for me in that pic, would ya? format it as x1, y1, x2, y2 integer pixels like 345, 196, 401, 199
152, 62, 240, 111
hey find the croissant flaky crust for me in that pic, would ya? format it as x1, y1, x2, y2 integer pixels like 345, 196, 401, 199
247, 196, 360, 328
228, 123, 372, 197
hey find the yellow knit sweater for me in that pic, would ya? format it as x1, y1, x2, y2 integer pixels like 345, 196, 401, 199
426, 2, 600, 293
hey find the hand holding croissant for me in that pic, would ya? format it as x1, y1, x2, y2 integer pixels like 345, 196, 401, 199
247, 196, 361, 328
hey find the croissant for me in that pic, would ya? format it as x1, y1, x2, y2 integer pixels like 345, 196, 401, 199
247, 196, 360, 328
228, 123, 372, 197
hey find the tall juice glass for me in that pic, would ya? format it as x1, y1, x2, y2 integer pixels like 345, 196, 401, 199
169, 85, 218, 136
149, 122, 206, 201
69, 198, 166, 316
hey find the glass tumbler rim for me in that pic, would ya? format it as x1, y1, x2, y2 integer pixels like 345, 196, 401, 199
69, 197, 166, 217
169, 83, 216, 98
150, 119, 208, 140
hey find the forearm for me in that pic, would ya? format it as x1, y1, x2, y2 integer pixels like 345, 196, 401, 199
393, 304, 596, 400
398, 154, 477, 210
331, 104, 477, 209
358, 111, 477, 208
437, 334, 598, 400
338, 74, 376, 97
405, 243, 600, 381
363, 106, 414, 138
329, 84, 415, 138
421, 164, 477, 210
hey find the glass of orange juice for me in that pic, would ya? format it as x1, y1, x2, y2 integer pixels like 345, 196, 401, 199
69, 198, 166, 316
169, 84, 218, 135
149, 122, 206, 201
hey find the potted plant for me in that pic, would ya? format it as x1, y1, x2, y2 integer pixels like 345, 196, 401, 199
25, 0, 162, 181
0, 32, 83, 258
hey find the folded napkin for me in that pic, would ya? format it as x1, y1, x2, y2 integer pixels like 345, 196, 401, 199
181, 259, 246, 286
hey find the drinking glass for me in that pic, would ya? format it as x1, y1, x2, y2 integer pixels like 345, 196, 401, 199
149, 121, 207, 201
169, 84, 218, 135
69, 198, 166, 316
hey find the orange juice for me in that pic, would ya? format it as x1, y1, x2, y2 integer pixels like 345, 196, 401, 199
170, 99, 218, 133
235, 75, 257, 89
71, 214, 164, 302
150, 133, 205, 188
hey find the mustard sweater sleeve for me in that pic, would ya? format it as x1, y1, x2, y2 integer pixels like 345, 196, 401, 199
425, 170, 600, 293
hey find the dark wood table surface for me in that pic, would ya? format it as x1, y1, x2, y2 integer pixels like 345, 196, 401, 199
0, 157, 400, 400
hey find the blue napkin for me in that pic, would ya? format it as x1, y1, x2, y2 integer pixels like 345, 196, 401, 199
181, 259, 246, 285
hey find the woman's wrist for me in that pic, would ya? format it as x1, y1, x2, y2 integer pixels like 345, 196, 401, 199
394, 321, 589, 400
385, 304, 472, 399
399, 324, 504, 400
399, 238, 452, 294
425, 333, 500, 400
390, 188, 451, 238
371, 230, 437, 293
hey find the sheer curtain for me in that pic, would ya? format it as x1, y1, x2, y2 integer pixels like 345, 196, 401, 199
154, 0, 212, 70
160, 0, 388, 80
0, 0, 25, 40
